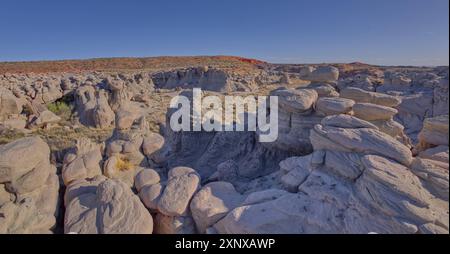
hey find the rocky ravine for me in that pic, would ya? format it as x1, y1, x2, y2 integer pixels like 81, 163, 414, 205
0, 60, 448, 234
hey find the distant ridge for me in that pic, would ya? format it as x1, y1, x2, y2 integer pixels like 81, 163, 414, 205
0, 56, 266, 75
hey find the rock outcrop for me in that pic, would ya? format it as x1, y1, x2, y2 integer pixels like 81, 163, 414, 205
0, 137, 59, 233
64, 177, 153, 234
300, 66, 339, 83
152, 67, 258, 92
264, 88, 320, 154
62, 138, 103, 185
417, 115, 449, 150
136, 166, 200, 234
190, 181, 245, 233
214, 114, 448, 234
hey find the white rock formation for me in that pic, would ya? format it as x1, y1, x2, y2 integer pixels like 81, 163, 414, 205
190, 182, 245, 233
62, 138, 103, 185
64, 177, 153, 234
0, 137, 59, 233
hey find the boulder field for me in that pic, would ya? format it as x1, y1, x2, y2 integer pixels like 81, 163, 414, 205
0, 63, 448, 234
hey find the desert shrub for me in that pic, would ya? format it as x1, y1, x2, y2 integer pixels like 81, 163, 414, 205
115, 156, 134, 171
46, 100, 73, 120
47, 94, 74, 116
47, 101, 68, 113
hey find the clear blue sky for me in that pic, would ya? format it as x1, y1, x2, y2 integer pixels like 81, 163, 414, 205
0, 0, 448, 65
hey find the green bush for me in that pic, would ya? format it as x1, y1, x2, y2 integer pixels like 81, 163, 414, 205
46, 101, 72, 118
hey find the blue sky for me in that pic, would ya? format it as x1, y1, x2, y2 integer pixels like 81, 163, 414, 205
0, 0, 448, 65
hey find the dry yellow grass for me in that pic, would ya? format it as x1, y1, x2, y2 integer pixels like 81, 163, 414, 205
115, 156, 134, 171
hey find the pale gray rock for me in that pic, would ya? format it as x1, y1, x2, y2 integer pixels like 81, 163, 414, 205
262, 110, 321, 154
0, 87, 21, 121
0, 137, 53, 194
35, 79, 63, 104
395, 92, 434, 142
115, 107, 140, 130
321, 114, 378, 129
0, 184, 11, 207
271, 88, 318, 113
209, 160, 239, 182
279, 72, 291, 84
411, 158, 449, 200
216, 159, 447, 234
142, 133, 165, 157
370, 119, 405, 138
338, 75, 376, 91
0, 174, 59, 234
157, 167, 201, 216
304, 83, 339, 97
418, 115, 449, 147
356, 155, 438, 224
105, 115, 151, 168
215, 193, 306, 234
279, 155, 312, 174
280, 166, 311, 193
353, 103, 398, 121
64, 178, 153, 234
62, 138, 103, 185
107, 78, 130, 111
152, 67, 252, 92
418, 145, 449, 164
340, 87, 401, 107
432, 78, 449, 116
139, 183, 164, 210
0, 137, 59, 233
299, 66, 315, 77
301, 66, 339, 83
316, 97, 355, 116
279, 155, 313, 192
310, 124, 413, 166
29, 110, 61, 128
74, 85, 97, 127
324, 151, 364, 180
383, 72, 412, 87
92, 90, 115, 129
134, 168, 161, 192
240, 189, 288, 206
0, 116, 27, 130
216, 190, 347, 234
311, 150, 325, 168
190, 181, 245, 233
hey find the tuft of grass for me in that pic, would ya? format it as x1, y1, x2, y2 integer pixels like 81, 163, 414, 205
0, 129, 25, 145
115, 156, 134, 171
33, 125, 113, 152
